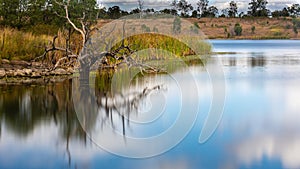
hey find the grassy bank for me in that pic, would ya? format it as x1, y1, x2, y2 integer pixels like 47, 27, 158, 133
0, 27, 211, 62
111, 33, 211, 62
4, 17, 299, 63
1, 17, 299, 62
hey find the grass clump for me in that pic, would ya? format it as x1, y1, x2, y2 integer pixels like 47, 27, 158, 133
112, 33, 211, 62
0, 28, 51, 61
0, 27, 82, 62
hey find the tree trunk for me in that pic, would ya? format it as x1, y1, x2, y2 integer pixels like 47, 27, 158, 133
79, 64, 90, 84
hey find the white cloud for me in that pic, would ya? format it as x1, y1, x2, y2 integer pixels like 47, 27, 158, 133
225, 80, 300, 169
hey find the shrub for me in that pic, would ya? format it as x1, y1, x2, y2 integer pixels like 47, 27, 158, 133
193, 22, 200, 29
153, 26, 159, 32
273, 31, 283, 36
190, 22, 200, 34
224, 27, 227, 33
141, 24, 151, 32
173, 17, 181, 34
227, 32, 231, 38
234, 23, 243, 36
285, 24, 292, 29
251, 26, 256, 34
190, 26, 199, 34
293, 26, 298, 35
292, 18, 300, 28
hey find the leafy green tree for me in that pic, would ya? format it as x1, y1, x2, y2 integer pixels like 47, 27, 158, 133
202, 6, 218, 17
145, 8, 155, 14
271, 7, 289, 17
171, 0, 179, 15
0, 0, 23, 28
228, 1, 238, 17
159, 8, 177, 15
177, 0, 193, 17
97, 7, 109, 19
288, 4, 300, 17
191, 10, 198, 18
131, 8, 141, 14
197, 0, 209, 17
107, 6, 123, 19
220, 8, 229, 17
248, 0, 270, 17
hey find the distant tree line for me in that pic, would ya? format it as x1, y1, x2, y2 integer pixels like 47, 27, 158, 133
0, 0, 98, 34
0, 0, 299, 30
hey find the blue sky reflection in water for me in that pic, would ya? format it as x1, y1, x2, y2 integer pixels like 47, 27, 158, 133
1, 40, 300, 168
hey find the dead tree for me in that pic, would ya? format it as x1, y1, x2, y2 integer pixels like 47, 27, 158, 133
137, 0, 144, 18
34, 0, 162, 82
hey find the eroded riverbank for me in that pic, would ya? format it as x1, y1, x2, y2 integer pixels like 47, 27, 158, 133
0, 59, 74, 84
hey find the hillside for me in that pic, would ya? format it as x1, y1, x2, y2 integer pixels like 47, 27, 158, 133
98, 17, 299, 40
188, 17, 300, 39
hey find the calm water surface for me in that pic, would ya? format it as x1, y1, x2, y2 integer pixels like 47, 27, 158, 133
1, 40, 300, 169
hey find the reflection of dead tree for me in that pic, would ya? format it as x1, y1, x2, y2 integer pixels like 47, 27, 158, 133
96, 85, 162, 135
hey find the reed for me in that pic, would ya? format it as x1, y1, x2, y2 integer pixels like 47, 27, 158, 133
0, 28, 51, 61
0, 28, 211, 64
112, 33, 211, 62
0, 28, 82, 62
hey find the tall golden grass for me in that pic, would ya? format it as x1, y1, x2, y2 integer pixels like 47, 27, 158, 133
0, 28, 82, 62
0, 27, 210, 63
0, 28, 51, 61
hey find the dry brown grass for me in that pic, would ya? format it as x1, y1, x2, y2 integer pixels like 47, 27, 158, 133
98, 17, 299, 39
0, 28, 82, 62
0, 28, 51, 61
187, 17, 299, 39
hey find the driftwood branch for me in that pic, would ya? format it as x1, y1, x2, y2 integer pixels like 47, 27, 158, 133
33, 34, 78, 69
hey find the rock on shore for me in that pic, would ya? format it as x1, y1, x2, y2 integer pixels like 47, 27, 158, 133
0, 59, 74, 79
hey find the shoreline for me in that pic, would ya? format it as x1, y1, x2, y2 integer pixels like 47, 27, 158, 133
207, 37, 300, 40
1, 38, 299, 83
0, 59, 74, 83
207, 38, 300, 40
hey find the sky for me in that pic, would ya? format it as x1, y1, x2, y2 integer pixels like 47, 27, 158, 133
97, 0, 299, 13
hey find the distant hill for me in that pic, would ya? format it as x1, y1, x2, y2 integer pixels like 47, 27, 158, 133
98, 17, 299, 40
188, 17, 300, 39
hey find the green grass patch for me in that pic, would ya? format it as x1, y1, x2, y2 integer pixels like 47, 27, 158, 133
112, 33, 211, 61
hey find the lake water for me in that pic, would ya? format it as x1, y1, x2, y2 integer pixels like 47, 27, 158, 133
1, 40, 300, 169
